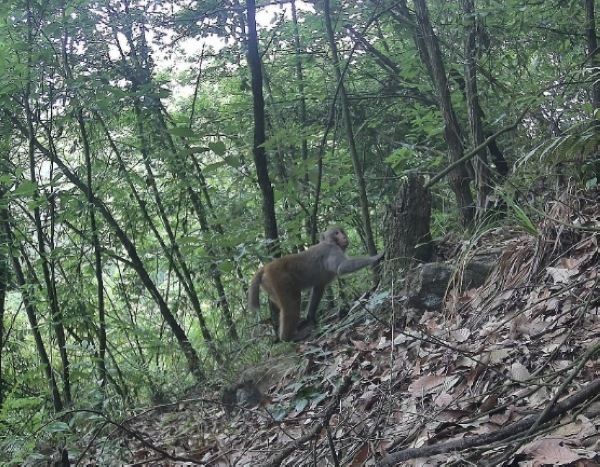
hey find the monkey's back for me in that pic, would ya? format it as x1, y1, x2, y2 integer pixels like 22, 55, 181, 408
263, 243, 341, 292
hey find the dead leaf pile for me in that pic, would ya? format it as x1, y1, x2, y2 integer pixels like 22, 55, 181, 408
89, 187, 600, 466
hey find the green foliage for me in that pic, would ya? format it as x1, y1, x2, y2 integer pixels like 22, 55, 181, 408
504, 194, 539, 236
0, 0, 598, 461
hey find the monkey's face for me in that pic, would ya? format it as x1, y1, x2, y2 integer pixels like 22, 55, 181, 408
330, 227, 349, 250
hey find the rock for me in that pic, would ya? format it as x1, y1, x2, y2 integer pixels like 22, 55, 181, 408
406, 253, 498, 311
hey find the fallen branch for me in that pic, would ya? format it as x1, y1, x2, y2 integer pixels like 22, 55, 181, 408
377, 376, 600, 466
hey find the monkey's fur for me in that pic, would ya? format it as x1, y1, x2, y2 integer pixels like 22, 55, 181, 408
248, 226, 383, 341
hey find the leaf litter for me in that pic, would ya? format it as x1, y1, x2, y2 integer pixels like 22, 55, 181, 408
86, 186, 600, 465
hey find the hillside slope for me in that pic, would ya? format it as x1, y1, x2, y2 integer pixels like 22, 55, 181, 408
104, 186, 600, 466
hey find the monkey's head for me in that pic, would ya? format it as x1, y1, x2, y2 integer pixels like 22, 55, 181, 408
321, 226, 349, 250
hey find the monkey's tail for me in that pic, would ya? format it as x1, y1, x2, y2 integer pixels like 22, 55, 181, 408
248, 268, 264, 310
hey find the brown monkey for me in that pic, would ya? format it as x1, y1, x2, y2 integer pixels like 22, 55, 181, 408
248, 226, 384, 341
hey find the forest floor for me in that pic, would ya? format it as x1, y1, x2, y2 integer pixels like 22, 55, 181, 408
98, 186, 600, 466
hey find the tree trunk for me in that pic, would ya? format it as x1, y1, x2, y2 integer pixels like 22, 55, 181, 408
382, 174, 432, 287
77, 109, 108, 391
24, 1, 71, 404
462, 0, 491, 217
586, 0, 600, 113
3, 217, 64, 412
412, 0, 475, 227
6, 111, 206, 382
291, 0, 310, 191
0, 195, 7, 409
59, 13, 109, 393
323, 0, 378, 257
113, 8, 235, 348
25, 108, 72, 407
246, 0, 279, 251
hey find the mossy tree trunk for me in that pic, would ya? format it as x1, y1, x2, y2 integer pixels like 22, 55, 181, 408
381, 174, 432, 287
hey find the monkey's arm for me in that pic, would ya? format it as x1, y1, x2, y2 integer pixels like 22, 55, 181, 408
337, 252, 384, 275
305, 284, 325, 323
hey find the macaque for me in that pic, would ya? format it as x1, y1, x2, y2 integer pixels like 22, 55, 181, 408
248, 226, 384, 341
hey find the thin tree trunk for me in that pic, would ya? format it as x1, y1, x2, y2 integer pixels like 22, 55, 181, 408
412, 0, 475, 227
77, 110, 108, 390
157, 109, 238, 343
462, 0, 491, 216
291, 0, 310, 193
136, 106, 231, 355
262, 68, 291, 183
112, 12, 235, 348
246, 0, 279, 251
25, 107, 72, 407
323, 0, 377, 257
158, 111, 237, 345
6, 111, 205, 382
24, 0, 71, 405
60, 12, 108, 391
3, 217, 64, 412
0, 189, 7, 409
449, 68, 509, 180
95, 110, 223, 365
585, 0, 600, 114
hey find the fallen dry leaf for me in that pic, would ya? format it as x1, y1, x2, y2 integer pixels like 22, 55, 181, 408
408, 375, 448, 396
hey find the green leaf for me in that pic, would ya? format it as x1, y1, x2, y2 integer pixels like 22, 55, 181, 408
209, 141, 226, 156
26, 198, 47, 210
504, 196, 538, 236
310, 392, 328, 409
45, 421, 70, 433
180, 147, 210, 155
585, 177, 597, 189
332, 174, 352, 190
156, 88, 172, 98
223, 156, 240, 168
203, 161, 226, 173
166, 126, 197, 137
178, 236, 201, 245
271, 406, 287, 421
294, 398, 309, 413
219, 260, 233, 273
12, 180, 37, 198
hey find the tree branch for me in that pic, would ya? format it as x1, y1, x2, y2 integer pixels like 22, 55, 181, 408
424, 105, 530, 189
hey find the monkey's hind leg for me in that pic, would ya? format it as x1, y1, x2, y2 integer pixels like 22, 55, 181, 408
268, 301, 281, 340
277, 291, 301, 342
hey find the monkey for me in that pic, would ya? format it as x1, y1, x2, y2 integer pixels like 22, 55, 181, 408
248, 226, 384, 341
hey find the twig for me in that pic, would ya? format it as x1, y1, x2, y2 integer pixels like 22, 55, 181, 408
267, 374, 353, 466
68, 408, 202, 465
326, 423, 340, 466
494, 339, 600, 463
